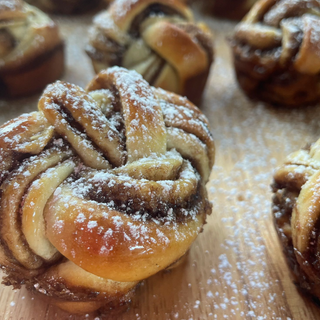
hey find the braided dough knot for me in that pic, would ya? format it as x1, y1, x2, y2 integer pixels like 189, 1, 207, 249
86, 0, 214, 104
0, 67, 214, 313
232, 0, 320, 106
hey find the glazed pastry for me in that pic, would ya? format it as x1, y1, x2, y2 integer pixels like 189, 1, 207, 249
0, 0, 64, 98
231, 0, 320, 107
0, 67, 214, 314
86, 0, 214, 105
272, 138, 320, 300
25, 0, 103, 14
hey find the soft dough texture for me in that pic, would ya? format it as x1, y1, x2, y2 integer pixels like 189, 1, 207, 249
0, 0, 64, 98
0, 67, 214, 314
86, 0, 214, 105
231, 0, 320, 107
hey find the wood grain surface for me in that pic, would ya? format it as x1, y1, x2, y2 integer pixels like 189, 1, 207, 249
1, 9, 320, 320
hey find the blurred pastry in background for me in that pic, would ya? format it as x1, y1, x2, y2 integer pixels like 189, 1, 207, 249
199, 0, 258, 20
25, 0, 104, 14
231, 0, 320, 107
86, 0, 214, 105
273, 137, 320, 302
0, 0, 64, 98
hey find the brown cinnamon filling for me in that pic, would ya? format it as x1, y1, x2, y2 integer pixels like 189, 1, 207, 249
0, 145, 72, 266
0, 29, 16, 58
54, 104, 126, 168
69, 170, 203, 221
272, 179, 320, 297
85, 36, 125, 66
147, 56, 166, 86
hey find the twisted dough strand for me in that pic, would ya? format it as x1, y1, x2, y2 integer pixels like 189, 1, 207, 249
86, 67, 167, 162
39, 81, 126, 169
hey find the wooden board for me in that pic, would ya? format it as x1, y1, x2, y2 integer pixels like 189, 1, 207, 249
1, 10, 320, 320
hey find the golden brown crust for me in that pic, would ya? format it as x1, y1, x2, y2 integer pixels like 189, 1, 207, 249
0, 0, 25, 19
0, 1, 64, 98
272, 139, 320, 300
231, 0, 320, 107
86, 0, 214, 105
0, 67, 214, 314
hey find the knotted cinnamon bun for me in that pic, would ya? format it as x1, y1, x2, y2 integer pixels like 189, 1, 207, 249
231, 0, 320, 107
0, 0, 64, 98
272, 138, 320, 300
0, 67, 214, 314
25, 0, 103, 14
86, 0, 214, 105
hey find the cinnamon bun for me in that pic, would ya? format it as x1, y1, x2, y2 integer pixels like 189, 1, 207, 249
0, 67, 214, 314
86, 0, 214, 105
273, 138, 320, 300
0, 0, 64, 98
231, 0, 320, 107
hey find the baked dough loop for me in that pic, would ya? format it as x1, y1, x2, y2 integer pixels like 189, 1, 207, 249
0, 0, 64, 98
231, 0, 320, 107
272, 138, 320, 300
86, 0, 214, 105
25, 0, 103, 14
0, 67, 214, 314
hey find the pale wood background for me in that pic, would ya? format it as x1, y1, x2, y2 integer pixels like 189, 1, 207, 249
1, 9, 320, 320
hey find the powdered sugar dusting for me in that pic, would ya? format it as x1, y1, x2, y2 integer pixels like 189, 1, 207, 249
264, 0, 320, 27
121, 16, 320, 320
112, 0, 140, 19
110, 66, 158, 114
107, 66, 166, 160
0, 0, 23, 13
0, 7, 319, 320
